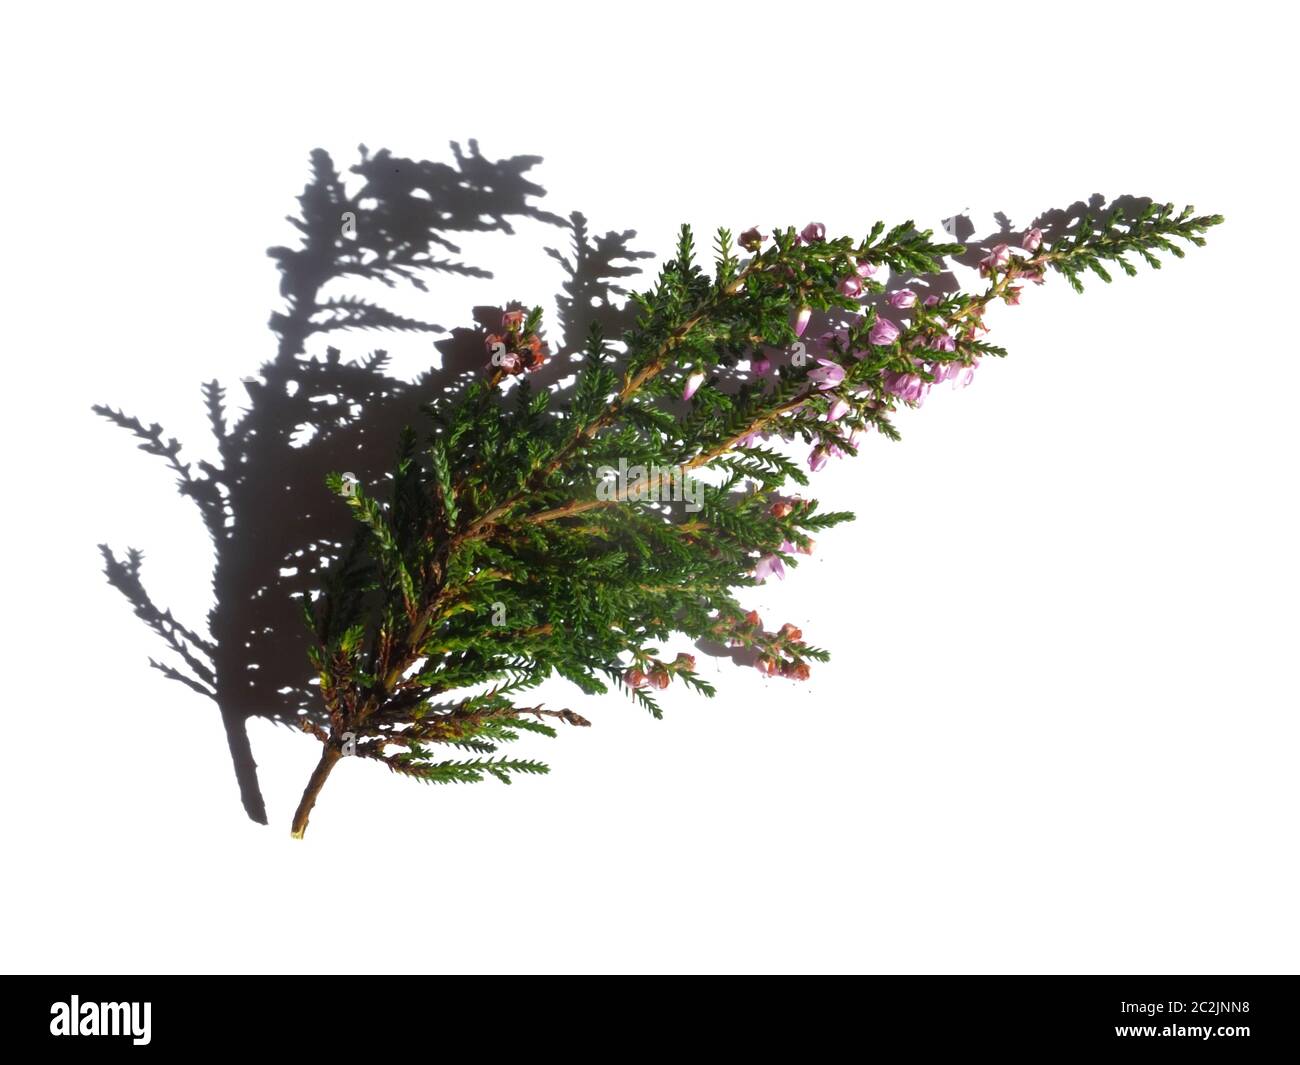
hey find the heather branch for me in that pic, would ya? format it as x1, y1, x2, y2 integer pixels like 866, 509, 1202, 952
290, 202, 1221, 837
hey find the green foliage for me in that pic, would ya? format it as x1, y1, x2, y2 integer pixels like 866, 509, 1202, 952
391, 750, 551, 785
1045, 203, 1222, 294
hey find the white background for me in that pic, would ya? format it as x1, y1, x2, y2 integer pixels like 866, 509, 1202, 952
3, 2, 1296, 974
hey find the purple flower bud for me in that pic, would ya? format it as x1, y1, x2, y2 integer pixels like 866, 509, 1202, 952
1022, 227, 1043, 252
739, 226, 764, 251
683, 371, 705, 401
855, 258, 878, 278
839, 275, 864, 298
978, 243, 1012, 277
869, 317, 901, 346
827, 398, 850, 422
800, 222, 826, 243
754, 554, 786, 582
808, 447, 829, 472
884, 371, 929, 405
807, 357, 845, 390
794, 305, 812, 337
751, 355, 773, 375
924, 294, 941, 308
888, 289, 918, 309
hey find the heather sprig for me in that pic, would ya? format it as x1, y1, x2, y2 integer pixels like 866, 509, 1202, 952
288, 202, 1220, 836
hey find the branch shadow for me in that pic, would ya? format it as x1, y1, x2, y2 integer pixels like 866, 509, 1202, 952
96, 141, 653, 824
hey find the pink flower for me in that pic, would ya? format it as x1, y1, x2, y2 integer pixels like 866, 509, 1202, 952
800, 222, 825, 243
769, 500, 794, 518
782, 661, 811, 681
755, 656, 778, 675
754, 554, 786, 582
839, 275, 864, 297
808, 446, 829, 472
683, 371, 705, 401
888, 289, 917, 309
497, 351, 522, 373
869, 317, 901, 346
751, 355, 773, 375
855, 258, 877, 278
1004, 285, 1022, 306
794, 305, 812, 337
934, 358, 979, 388
929, 334, 956, 353
1022, 228, 1043, 252
978, 243, 1012, 277
884, 371, 929, 405
649, 669, 671, 690
674, 652, 696, 671
827, 397, 850, 421
501, 309, 526, 330
807, 357, 845, 390
778, 623, 803, 640
956, 358, 980, 388
739, 226, 764, 251
624, 668, 648, 688
924, 294, 941, 308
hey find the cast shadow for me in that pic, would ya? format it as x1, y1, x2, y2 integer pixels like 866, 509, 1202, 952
96, 141, 652, 824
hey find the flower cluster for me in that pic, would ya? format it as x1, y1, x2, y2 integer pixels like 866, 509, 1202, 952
697, 609, 814, 681
977, 230, 1048, 308
752, 497, 816, 581
746, 615, 812, 681
736, 218, 1063, 471
624, 652, 697, 691
979, 227, 1045, 278
484, 308, 549, 376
